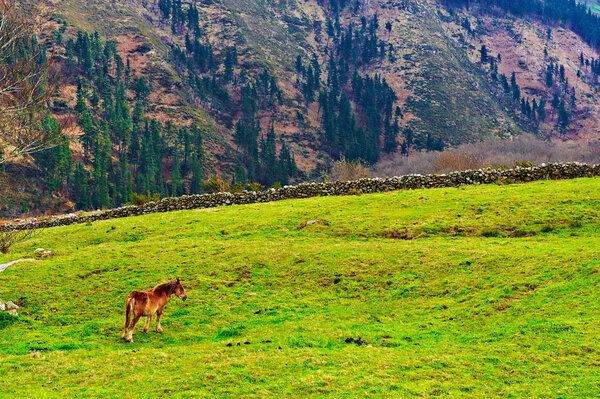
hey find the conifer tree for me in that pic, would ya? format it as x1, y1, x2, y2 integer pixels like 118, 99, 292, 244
73, 163, 91, 210
480, 45, 488, 64
171, 145, 183, 197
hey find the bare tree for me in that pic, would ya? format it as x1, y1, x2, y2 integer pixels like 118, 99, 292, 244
0, 0, 57, 164
0, 227, 35, 253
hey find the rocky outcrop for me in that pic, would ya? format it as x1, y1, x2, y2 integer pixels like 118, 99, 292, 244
1, 162, 598, 232
0, 300, 19, 316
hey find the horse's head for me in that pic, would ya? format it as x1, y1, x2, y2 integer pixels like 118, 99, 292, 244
174, 278, 188, 301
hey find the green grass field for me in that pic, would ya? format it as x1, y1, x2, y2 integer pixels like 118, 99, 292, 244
0, 178, 599, 397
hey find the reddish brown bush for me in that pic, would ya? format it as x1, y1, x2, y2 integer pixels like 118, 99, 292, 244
373, 135, 600, 176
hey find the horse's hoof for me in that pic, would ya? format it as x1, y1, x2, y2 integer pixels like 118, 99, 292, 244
156, 328, 163, 333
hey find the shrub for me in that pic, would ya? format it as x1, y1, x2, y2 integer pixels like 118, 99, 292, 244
129, 192, 161, 206
332, 159, 370, 181
0, 228, 35, 254
203, 175, 230, 193
230, 181, 245, 193
372, 134, 600, 177
246, 182, 264, 192
432, 152, 482, 173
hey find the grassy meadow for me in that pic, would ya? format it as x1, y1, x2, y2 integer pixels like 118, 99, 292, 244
0, 178, 599, 397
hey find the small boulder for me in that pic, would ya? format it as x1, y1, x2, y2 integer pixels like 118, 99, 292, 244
6, 301, 18, 311
7, 309, 17, 316
0, 301, 5, 311
34, 248, 54, 259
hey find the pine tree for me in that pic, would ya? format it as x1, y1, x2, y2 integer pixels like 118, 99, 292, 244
538, 98, 547, 121
73, 163, 91, 210
384, 117, 399, 153
224, 49, 234, 83
92, 145, 110, 209
171, 145, 183, 197
511, 72, 520, 101
134, 77, 150, 105
79, 110, 96, 156
480, 45, 488, 64
259, 125, 278, 186
551, 93, 560, 109
75, 85, 88, 114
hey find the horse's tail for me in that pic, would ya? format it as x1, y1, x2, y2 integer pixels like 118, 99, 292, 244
124, 296, 135, 328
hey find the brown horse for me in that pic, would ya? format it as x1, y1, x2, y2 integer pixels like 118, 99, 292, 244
122, 278, 188, 342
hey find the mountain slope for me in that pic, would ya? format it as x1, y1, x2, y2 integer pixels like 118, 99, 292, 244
441, 2, 600, 140
48, 0, 527, 166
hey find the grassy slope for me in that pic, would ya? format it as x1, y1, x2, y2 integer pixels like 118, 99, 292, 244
1, 178, 599, 397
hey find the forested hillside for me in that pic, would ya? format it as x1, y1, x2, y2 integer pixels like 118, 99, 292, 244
2, 0, 600, 217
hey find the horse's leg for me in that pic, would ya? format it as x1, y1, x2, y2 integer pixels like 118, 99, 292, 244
122, 319, 129, 339
155, 309, 164, 333
125, 313, 142, 342
143, 314, 152, 333
123, 297, 133, 339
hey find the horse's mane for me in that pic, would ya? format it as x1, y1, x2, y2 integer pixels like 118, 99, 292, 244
153, 280, 178, 294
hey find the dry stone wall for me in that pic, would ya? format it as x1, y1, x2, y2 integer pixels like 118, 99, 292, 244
2, 162, 598, 232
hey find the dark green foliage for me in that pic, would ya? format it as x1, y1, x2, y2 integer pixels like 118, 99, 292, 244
546, 64, 553, 88
480, 45, 488, 64
33, 114, 72, 192
171, 145, 183, 197
36, 28, 209, 211
134, 77, 151, 104
72, 163, 91, 210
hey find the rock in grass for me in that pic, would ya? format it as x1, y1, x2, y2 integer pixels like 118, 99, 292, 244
34, 248, 54, 259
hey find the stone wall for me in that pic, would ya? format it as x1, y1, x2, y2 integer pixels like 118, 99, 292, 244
1, 162, 598, 232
